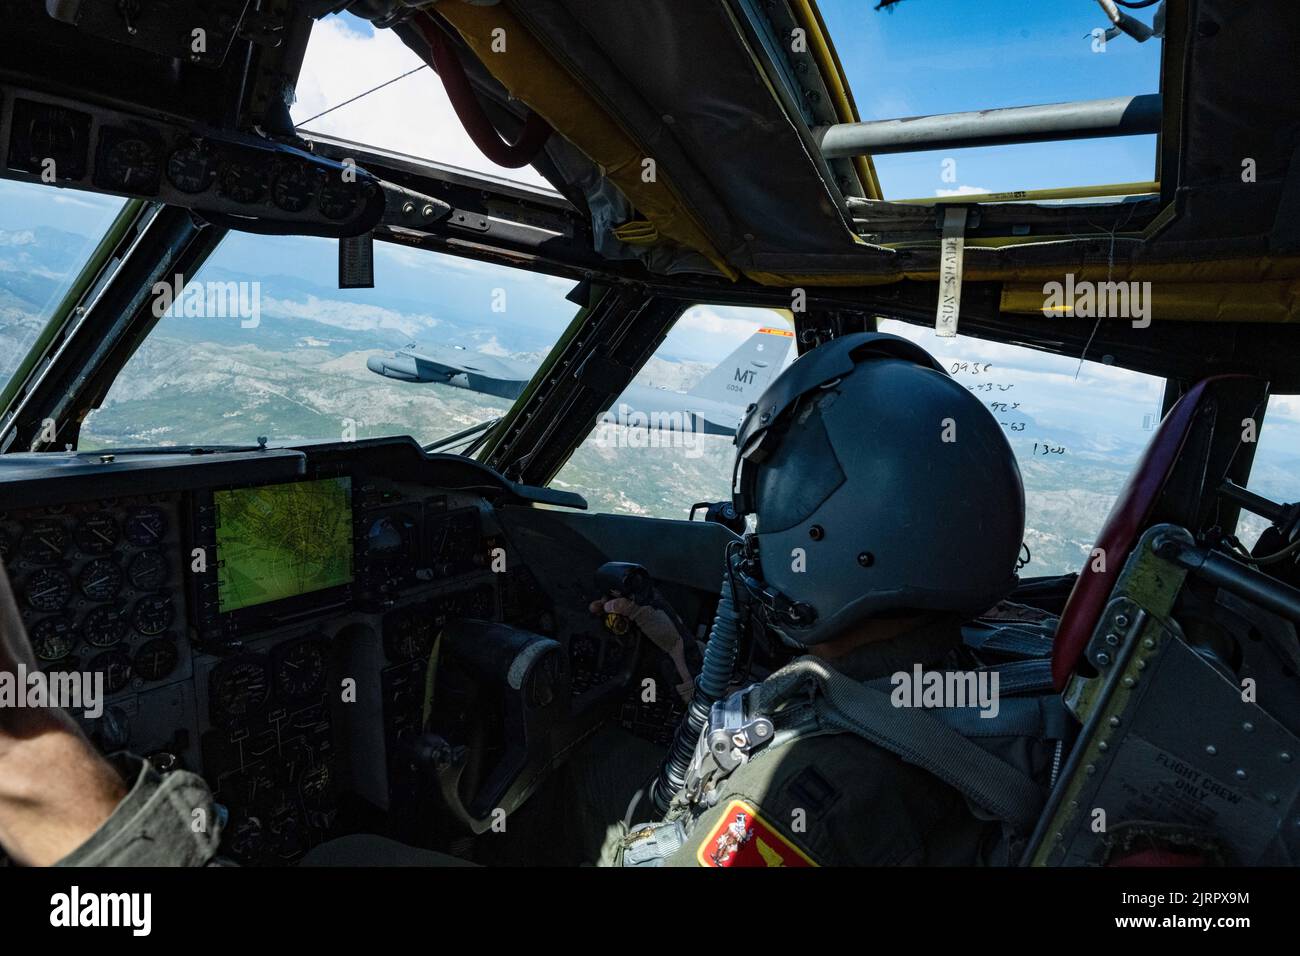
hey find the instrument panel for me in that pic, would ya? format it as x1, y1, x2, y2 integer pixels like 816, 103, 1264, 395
0, 437, 727, 864
2, 495, 190, 698
0, 85, 381, 233
0, 441, 543, 863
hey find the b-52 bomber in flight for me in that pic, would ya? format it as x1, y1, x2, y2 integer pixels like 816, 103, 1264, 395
367, 326, 794, 435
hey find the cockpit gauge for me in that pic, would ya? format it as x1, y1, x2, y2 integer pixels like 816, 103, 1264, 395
220, 158, 267, 204
272, 163, 317, 213
210, 657, 271, 725
89, 649, 133, 695
124, 507, 167, 547
30, 617, 77, 663
78, 558, 124, 602
299, 762, 332, 806
10, 101, 90, 179
317, 178, 360, 220
82, 605, 128, 648
101, 137, 161, 193
166, 144, 216, 193
274, 638, 328, 699
25, 568, 72, 612
383, 611, 434, 663
132, 594, 175, 635
74, 512, 119, 555
133, 638, 180, 683
127, 549, 169, 591
20, 519, 68, 563
365, 513, 415, 555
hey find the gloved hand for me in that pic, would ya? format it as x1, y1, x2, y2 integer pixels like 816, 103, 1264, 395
589, 593, 695, 703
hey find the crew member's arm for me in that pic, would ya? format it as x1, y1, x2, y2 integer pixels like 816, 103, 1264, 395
0, 563, 222, 866
590, 592, 695, 701
0, 564, 126, 865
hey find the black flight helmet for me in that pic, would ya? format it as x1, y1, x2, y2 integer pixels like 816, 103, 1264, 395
731, 332, 1025, 646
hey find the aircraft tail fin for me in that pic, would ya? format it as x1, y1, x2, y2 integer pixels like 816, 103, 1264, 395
687, 326, 794, 406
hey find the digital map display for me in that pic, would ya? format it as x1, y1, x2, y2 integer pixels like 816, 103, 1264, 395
214, 476, 353, 613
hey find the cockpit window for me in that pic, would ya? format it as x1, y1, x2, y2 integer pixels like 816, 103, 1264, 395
877, 318, 1165, 577
0, 179, 126, 396
823, 0, 1162, 199
80, 232, 577, 449
551, 306, 796, 519
292, 12, 552, 190
1236, 395, 1300, 549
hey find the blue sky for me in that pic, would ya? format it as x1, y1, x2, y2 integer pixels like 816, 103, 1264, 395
819, 0, 1162, 197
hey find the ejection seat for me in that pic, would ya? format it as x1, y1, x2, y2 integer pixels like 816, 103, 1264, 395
1023, 376, 1300, 866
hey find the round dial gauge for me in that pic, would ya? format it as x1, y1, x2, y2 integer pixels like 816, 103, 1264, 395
220, 159, 267, 204
383, 613, 433, 663
132, 594, 174, 635
211, 657, 270, 723
30, 617, 76, 662
82, 605, 128, 648
20, 519, 68, 563
300, 762, 331, 805
74, 512, 119, 555
78, 558, 124, 602
272, 163, 317, 212
133, 638, 180, 683
124, 507, 167, 547
128, 549, 169, 591
25, 567, 72, 612
275, 639, 327, 699
166, 144, 215, 193
317, 178, 359, 220
89, 649, 133, 695
103, 138, 159, 192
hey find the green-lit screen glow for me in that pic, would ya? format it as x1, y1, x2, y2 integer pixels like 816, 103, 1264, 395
214, 477, 353, 613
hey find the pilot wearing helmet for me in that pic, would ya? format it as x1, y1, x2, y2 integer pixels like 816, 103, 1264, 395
581, 331, 1055, 867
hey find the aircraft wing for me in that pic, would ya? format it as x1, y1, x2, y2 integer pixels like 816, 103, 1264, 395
367, 343, 538, 400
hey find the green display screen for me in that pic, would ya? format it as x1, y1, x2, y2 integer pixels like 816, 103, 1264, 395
214, 476, 354, 614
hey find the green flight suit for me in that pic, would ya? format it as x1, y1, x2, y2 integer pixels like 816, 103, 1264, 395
608, 617, 1011, 866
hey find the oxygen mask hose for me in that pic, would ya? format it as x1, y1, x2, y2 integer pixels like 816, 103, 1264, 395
650, 564, 741, 814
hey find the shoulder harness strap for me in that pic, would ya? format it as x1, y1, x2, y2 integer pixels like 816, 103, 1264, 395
751, 657, 1049, 834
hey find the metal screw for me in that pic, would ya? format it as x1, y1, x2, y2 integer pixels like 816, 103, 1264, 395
1242, 721, 1254, 733
808, 525, 824, 541
1095, 652, 1111, 666
1105, 633, 1120, 646
1206, 744, 1217, 755
1235, 769, 1248, 780
857, 552, 874, 567
1115, 614, 1129, 628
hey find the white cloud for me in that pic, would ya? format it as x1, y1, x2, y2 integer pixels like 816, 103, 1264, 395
292, 18, 552, 190
262, 294, 437, 338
